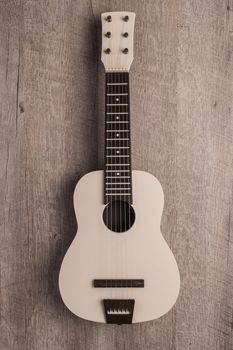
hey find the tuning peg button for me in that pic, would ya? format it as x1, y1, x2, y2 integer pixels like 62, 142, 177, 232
105, 32, 111, 38
106, 15, 112, 22
105, 48, 111, 54
123, 15, 129, 22
122, 48, 128, 54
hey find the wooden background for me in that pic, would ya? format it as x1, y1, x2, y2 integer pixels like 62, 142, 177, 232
1, 1, 233, 349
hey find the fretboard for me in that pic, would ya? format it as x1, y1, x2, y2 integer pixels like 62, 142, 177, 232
104, 72, 132, 204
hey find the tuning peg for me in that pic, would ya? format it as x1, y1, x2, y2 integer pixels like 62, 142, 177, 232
105, 32, 111, 38
123, 32, 129, 38
106, 15, 112, 22
104, 48, 111, 54
123, 15, 129, 22
122, 48, 128, 54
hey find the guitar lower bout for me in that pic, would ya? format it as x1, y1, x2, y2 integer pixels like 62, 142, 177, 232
59, 170, 180, 324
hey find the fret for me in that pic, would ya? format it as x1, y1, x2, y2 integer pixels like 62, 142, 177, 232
106, 154, 129, 158
106, 182, 130, 184
107, 93, 128, 96
106, 121, 129, 124
107, 153, 129, 156
106, 187, 131, 189
106, 112, 128, 115
107, 104, 128, 106
107, 131, 129, 134
106, 164, 130, 166
106, 146, 129, 149
106, 147, 129, 149
106, 188, 131, 191
106, 193, 131, 196
106, 130, 129, 132
106, 176, 130, 178
107, 83, 128, 85
106, 183, 130, 185
106, 138, 129, 141
106, 169, 130, 172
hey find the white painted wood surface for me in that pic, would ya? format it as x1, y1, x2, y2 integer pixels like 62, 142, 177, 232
101, 11, 136, 71
59, 170, 180, 323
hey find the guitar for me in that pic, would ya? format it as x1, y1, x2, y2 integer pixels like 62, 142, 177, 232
59, 11, 180, 325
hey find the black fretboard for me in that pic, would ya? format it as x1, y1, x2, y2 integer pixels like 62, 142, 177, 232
104, 72, 132, 204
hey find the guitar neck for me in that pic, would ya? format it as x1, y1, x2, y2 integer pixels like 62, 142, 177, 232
104, 71, 132, 204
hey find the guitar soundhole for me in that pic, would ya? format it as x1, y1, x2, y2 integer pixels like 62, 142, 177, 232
103, 200, 135, 233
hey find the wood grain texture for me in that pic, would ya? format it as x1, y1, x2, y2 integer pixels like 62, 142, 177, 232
0, 0, 233, 349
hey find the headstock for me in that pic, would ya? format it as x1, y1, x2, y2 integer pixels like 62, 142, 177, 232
101, 12, 136, 72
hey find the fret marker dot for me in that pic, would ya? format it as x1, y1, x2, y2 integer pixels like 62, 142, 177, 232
116, 98, 119, 102
116, 133, 119, 137
116, 150, 119, 154
117, 173, 120, 176
116, 116, 119, 120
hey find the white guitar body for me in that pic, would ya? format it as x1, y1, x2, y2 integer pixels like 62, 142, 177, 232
59, 170, 180, 323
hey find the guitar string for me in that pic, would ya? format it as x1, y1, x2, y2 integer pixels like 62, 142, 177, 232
120, 60, 125, 299
122, 71, 125, 299
104, 74, 106, 304
118, 70, 122, 297
119, 72, 123, 300
115, 49, 118, 304
128, 71, 131, 299
111, 70, 114, 306
122, 72, 128, 298
124, 71, 127, 299
109, 72, 113, 308
113, 71, 116, 305
125, 71, 129, 301
118, 52, 122, 298
112, 71, 115, 306
122, 71, 126, 300
119, 42, 123, 300
109, 71, 112, 305
120, 70, 124, 297
109, 71, 112, 302
106, 72, 111, 305
115, 63, 118, 303
123, 71, 127, 300
115, 70, 118, 302
125, 72, 131, 299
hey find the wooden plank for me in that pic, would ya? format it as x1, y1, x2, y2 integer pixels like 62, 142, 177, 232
0, 0, 233, 349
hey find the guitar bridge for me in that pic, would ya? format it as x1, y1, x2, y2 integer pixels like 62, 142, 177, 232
94, 279, 144, 288
103, 299, 135, 324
